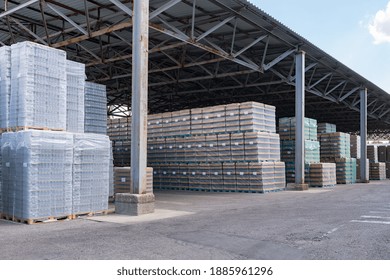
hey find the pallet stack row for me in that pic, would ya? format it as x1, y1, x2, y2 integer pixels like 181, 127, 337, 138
366, 144, 388, 180
0, 42, 111, 224
108, 101, 286, 193
350, 135, 361, 159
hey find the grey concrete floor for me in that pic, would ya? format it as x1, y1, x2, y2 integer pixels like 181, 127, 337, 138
1, 180, 390, 260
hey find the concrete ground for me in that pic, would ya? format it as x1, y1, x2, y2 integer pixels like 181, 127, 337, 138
1, 180, 390, 260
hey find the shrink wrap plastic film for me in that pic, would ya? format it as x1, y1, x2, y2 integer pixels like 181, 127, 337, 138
0, 46, 11, 129
9, 42, 67, 130
66, 60, 85, 133
0, 131, 110, 220
1, 131, 73, 219
73, 133, 110, 214
84, 82, 107, 134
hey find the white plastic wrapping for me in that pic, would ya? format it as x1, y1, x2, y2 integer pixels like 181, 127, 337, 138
66, 60, 85, 133
84, 82, 107, 134
9, 42, 67, 130
1, 130, 73, 219
73, 133, 110, 214
0, 46, 11, 129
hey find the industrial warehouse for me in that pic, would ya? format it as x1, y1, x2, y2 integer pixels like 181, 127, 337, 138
0, 0, 390, 261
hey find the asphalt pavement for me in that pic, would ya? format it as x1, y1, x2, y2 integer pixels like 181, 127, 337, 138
1, 180, 389, 260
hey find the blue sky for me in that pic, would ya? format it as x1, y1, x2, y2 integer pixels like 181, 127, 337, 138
251, 0, 390, 93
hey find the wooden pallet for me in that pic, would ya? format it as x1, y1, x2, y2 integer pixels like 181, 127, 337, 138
10, 126, 65, 132
0, 213, 72, 225
70, 209, 112, 219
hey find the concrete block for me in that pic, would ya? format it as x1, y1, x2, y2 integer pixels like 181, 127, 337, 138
115, 193, 155, 216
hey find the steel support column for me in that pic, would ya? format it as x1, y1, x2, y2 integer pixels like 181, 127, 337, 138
131, 0, 149, 194
360, 88, 369, 183
295, 51, 306, 186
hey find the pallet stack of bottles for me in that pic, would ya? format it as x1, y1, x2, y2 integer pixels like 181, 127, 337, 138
0, 42, 111, 224
108, 102, 286, 193
319, 131, 356, 184
278, 117, 327, 186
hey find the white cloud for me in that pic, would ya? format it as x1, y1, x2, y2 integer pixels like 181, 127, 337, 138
369, 1, 390, 44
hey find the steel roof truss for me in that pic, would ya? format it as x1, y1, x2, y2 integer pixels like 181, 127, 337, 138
47, 3, 88, 35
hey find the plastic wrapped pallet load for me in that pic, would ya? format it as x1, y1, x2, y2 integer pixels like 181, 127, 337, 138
84, 82, 107, 134
367, 145, 378, 163
0, 130, 73, 222
320, 132, 351, 161
278, 117, 317, 141
309, 163, 337, 187
317, 123, 336, 134
350, 135, 361, 159
369, 162, 386, 180
0, 46, 11, 129
9, 42, 67, 130
114, 167, 153, 195
73, 133, 110, 215
66, 60, 85, 133
335, 158, 357, 184
378, 146, 387, 162
280, 140, 320, 163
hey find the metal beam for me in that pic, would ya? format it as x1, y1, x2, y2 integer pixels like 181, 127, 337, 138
108, 0, 133, 17
131, 0, 149, 194
263, 48, 295, 71
360, 88, 368, 183
150, 0, 182, 20
339, 87, 359, 102
196, 16, 235, 42
233, 34, 267, 57
295, 50, 306, 187
0, 0, 39, 19
52, 21, 132, 48
308, 72, 332, 89
10, 17, 48, 45
47, 3, 88, 35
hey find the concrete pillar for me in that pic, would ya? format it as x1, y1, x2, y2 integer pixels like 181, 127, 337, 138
360, 88, 369, 183
131, 0, 149, 195
116, 0, 155, 215
294, 51, 308, 190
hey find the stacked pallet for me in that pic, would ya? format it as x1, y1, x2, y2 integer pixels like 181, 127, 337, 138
278, 117, 320, 184
154, 162, 285, 192
319, 132, 356, 184
367, 145, 378, 163
350, 135, 361, 159
369, 163, 386, 180
378, 145, 387, 162
114, 167, 153, 195
0, 46, 11, 129
279, 117, 317, 141
386, 162, 390, 179
317, 123, 336, 134
0, 42, 111, 224
356, 159, 369, 181
108, 101, 285, 193
319, 132, 351, 161
309, 163, 337, 187
84, 82, 107, 135
335, 158, 357, 184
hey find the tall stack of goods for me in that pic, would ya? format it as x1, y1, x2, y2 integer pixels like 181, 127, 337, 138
367, 145, 386, 180
84, 82, 107, 134
319, 131, 356, 184
317, 123, 336, 134
278, 117, 332, 187
108, 102, 286, 193
0, 42, 111, 224
350, 135, 368, 182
